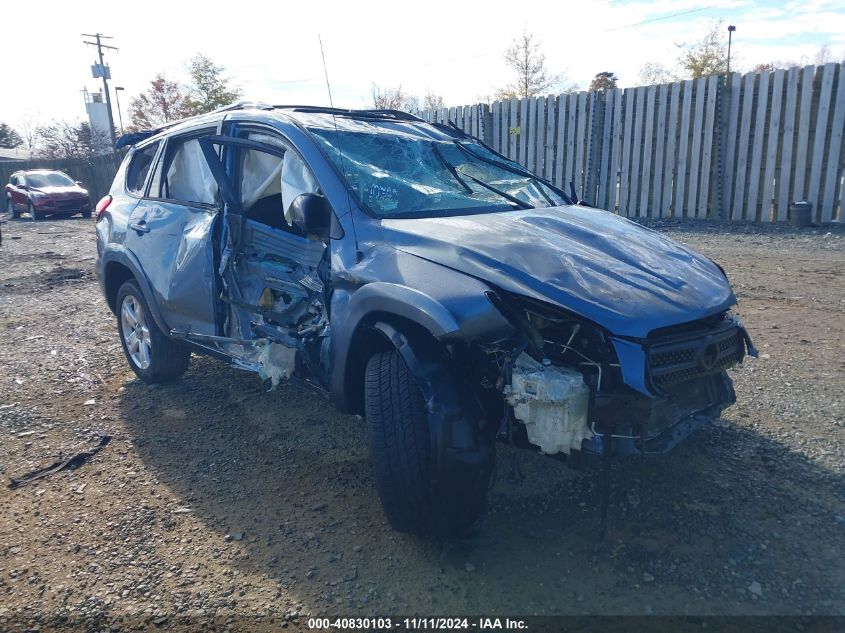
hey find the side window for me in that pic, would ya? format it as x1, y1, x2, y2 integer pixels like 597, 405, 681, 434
9, 175, 17, 186
125, 142, 160, 196
239, 132, 319, 231
157, 136, 217, 205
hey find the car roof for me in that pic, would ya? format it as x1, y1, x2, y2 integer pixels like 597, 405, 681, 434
126, 101, 461, 150
20, 169, 69, 176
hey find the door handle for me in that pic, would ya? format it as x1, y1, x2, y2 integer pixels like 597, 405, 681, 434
130, 221, 150, 234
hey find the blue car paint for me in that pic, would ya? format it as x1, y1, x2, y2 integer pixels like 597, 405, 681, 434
377, 206, 736, 340
103, 107, 749, 456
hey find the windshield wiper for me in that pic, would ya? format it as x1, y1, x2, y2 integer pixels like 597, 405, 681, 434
431, 142, 473, 194
454, 142, 569, 206
456, 170, 533, 210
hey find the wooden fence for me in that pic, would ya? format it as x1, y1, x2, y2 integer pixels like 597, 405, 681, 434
423, 63, 845, 224
0, 153, 122, 204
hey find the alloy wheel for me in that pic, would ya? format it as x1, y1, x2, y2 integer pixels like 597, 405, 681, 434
120, 294, 152, 370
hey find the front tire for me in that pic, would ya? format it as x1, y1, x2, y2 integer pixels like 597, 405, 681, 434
28, 202, 39, 221
116, 280, 190, 383
7, 197, 19, 219
365, 349, 489, 537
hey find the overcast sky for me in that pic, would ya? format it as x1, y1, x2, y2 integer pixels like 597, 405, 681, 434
2, 0, 843, 131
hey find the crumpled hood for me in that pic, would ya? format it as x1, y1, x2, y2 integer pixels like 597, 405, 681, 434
380, 205, 736, 338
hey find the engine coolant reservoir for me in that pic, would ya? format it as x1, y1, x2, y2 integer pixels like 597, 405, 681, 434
504, 353, 592, 455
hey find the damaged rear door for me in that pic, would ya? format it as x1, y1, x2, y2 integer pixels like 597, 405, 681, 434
125, 131, 221, 337
197, 131, 329, 382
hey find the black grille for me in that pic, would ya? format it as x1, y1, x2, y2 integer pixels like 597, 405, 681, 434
647, 322, 745, 390
55, 199, 84, 211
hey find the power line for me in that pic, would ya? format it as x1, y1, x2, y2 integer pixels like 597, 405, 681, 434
601, 5, 716, 33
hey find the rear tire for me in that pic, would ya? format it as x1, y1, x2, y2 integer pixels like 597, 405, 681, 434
81, 210, 92, 219
365, 349, 489, 537
116, 279, 190, 383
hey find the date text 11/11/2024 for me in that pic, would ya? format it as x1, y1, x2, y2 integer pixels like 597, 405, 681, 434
306, 617, 528, 630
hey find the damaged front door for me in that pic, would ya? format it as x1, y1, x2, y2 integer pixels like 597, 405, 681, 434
198, 133, 329, 382
126, 134, 220, 337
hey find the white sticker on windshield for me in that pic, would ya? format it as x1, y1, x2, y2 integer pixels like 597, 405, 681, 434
368, 182, 399, 212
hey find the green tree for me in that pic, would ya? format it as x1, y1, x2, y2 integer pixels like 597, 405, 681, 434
496, 31, 566, 99
184, 53, 242, 115
589, 71, 618, 92
677, 21, 729, 79
128, 74, 190, 130
0, 122, 23, 148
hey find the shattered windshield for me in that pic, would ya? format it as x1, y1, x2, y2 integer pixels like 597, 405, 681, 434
305, 119, 567, 218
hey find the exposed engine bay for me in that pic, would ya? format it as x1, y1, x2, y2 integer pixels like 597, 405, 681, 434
478, 294, 754, 459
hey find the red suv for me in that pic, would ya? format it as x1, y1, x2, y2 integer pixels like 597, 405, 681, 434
5, 169, 92, 220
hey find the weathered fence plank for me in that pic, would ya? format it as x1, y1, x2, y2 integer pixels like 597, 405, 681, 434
662, 82, 681, 216
687, 78, 707, 218
792, 65, 816, 200
676, 80, 694, 217
807, 63, 836, 221
822, 65, 845, 222
697, 75, 719, 217
777, 67, 800, 221
732, 73, 756, 220
652, 84, 668, 214
565, 94, 577, 192
746, 71, 770, 221
722, 72, 742, 216
619, 89, 635, 214
761, 70, 785, 221
608, 88, 623, 213
545, 96, 556, 182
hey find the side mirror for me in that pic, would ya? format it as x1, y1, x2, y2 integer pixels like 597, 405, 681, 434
75, 181, 83, 187
287, 193, 332, 240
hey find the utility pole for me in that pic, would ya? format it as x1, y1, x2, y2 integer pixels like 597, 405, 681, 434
82, 32, 118, 149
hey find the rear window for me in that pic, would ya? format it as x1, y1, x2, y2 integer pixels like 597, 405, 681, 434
126, 142, 160, 196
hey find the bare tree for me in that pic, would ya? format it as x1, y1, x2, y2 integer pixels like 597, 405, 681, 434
423, 91, 445, 111
589, 71, 618, 92
18, 114, 40, 152
676, 21, 730, 79
814, 45, 832, 66
496, 31, 566, 99
35, 120, 111, 159
370, 84, 418, 112
638, 61, 678, 85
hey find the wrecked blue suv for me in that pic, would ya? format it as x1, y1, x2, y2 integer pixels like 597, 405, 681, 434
95, 103, 754, 536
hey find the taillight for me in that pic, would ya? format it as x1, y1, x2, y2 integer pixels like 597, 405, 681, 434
95, 195, 113, 222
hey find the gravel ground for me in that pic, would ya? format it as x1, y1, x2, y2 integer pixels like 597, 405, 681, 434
0, 214, 843, 631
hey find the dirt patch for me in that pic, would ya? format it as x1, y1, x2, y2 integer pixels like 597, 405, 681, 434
0, 213, 843, 630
